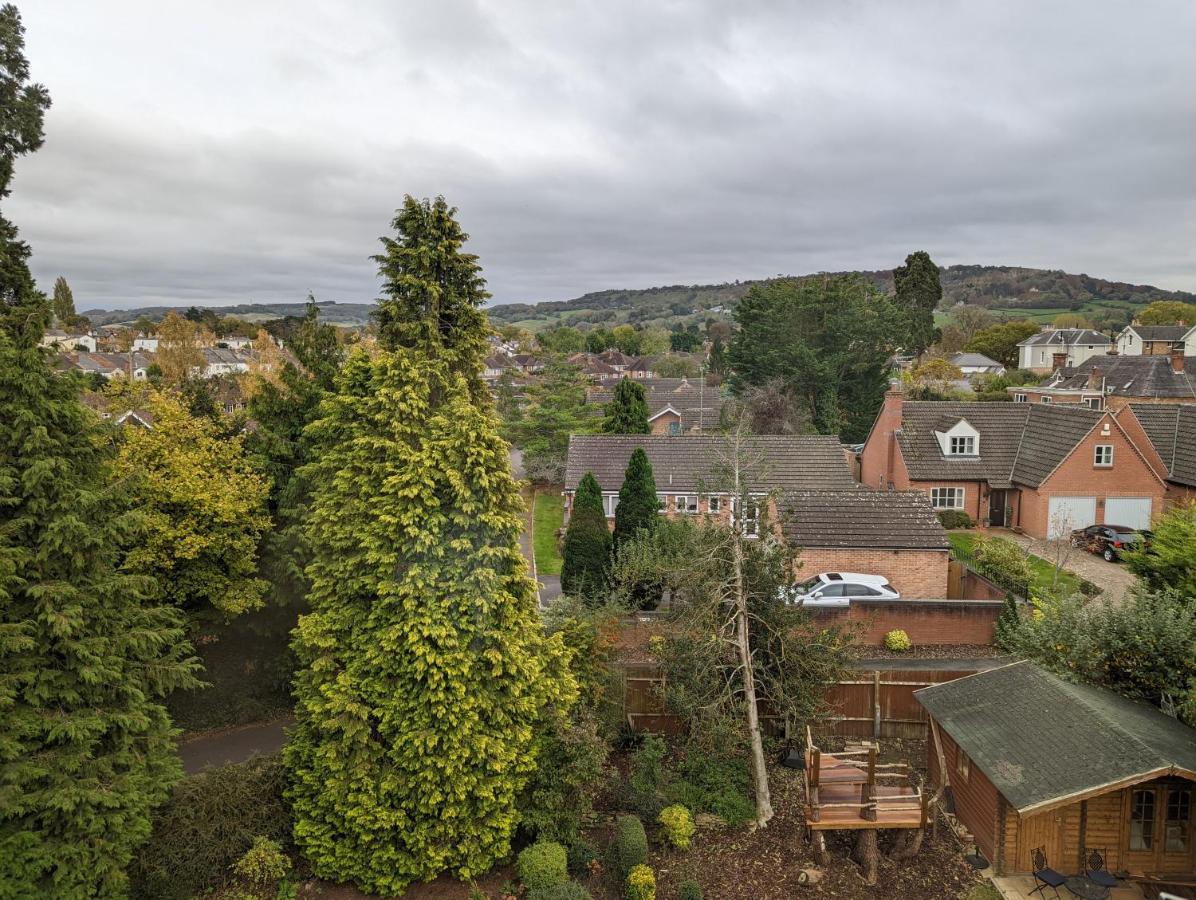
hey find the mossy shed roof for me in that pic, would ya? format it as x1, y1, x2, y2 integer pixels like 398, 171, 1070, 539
915, 661, 1196, 815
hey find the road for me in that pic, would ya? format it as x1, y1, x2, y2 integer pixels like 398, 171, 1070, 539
178, 717, 292, 774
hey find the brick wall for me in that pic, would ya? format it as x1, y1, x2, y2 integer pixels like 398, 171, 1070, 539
860, 388, 909, 489
649, 410, 680, 434
906, 480, 987, 525
808, 599, 1000, 645
796, 548, 949, 599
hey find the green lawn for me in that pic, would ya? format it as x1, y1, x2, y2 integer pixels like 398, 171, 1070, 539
963, 882, 1002, 900
533, 492, 564, 576
948, 531, 1081, 597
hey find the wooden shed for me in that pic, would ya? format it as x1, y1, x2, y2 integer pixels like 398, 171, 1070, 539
915, 662, 1196, 882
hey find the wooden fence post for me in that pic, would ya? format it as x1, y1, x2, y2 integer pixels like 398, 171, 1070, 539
872, 670, 882, 738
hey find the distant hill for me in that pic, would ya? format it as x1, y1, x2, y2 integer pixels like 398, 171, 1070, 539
487, 265, 1196, 330
81, 300, 376, 327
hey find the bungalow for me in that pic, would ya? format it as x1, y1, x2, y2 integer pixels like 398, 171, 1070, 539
950, 352, 1005, 378
40, 330, 96, 352
586, 377, 724, 434
859, 386, 1168, 537
482, 352, 517, 382
1115, 322, 1196, 356
61, 351, 151, 381
1116, 403, 1196, 507
198, 348, 250, 378
1017, 329, 1112, 373
917, 662, 1196, 880
1011, 349, 1196, 410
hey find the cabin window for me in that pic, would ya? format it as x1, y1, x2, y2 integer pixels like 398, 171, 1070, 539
956, 749, 970, 782
1131, 789, 1156, 850
949, 435, 976, 456
1094, 445, 1114, 467
931, 487, 965, 510
1166, 788, 1191, 852
707, 495, 721, 514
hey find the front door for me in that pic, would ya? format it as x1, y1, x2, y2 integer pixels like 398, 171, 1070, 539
1123, 783, 1195, 875
989, 490, 1006, 527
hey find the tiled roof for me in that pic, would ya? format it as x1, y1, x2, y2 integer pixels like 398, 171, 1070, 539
779, 490, 949, 550
950, 352, 1003, 369
564, 434, 854, 494
1044, 355, 1196, 400
1127, 403, 1196, 487
1125, 325, 1191, 341
587, 377, 725, 429
894, 401, 1102, 488
1018, 328, 1111, 347
916, 662, 1196, 813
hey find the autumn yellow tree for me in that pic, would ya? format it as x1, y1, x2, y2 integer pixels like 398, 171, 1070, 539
155, 310, 209, 384
114, 388, 270, 620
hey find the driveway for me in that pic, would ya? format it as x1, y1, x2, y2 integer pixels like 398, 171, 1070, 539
998, 531, 1139, 600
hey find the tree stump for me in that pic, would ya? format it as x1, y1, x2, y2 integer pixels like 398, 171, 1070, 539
812, 831, 830, 868
890, 828, 925, 860
853, 830, 879, 885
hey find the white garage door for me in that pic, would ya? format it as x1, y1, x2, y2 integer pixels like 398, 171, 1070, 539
1105, 497, 1153, 531
1047, 496, 1096, 537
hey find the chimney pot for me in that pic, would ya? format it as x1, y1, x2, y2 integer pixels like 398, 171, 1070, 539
1171, 345, 1185, 374
1087, 366, 1102, 391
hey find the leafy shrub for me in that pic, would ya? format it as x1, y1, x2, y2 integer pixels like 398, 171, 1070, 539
517, 842, 569, 892
665, 750, 755, 826
657, 804, 695, 850
625, 864, 656, 900
883, 630, 912, 652
605, 815, 648, 885
527, 883, 595, 900
994, 594, 1022, 649
518, 708, 609, 843
128, 754, 291, 900
232, 836, 289, 887
628, 734, 669, 818
566, 839, 599, 876
936, 509, 974, 529
678, 880, 703, 900
972, 536, 1032, 598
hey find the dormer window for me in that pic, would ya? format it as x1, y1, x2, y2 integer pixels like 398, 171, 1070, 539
949, 436, 976, 455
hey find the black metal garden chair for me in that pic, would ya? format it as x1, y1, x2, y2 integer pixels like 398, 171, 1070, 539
1030, 847, 1067, 899
1083, 847, 1118, 890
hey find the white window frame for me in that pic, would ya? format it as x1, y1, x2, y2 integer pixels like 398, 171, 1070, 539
603, 494, 619, 518
1040, 396, 1053, 404
731, 497, 761, 538
948, 435, 976, 456
1013, 393, 1027, 403
707, 495, 721, 514
673, 495, 697, 514
1094, 444, 1114, 467
1083, 396, 1103, 410
930, 487, 965, 510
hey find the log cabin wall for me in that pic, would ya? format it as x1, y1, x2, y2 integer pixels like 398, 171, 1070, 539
933, 724, 1002, 864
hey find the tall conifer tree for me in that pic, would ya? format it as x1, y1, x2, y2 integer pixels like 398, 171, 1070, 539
286, 196, 574, 894
560, 472, 612, 600
613, 447, 660, 549
602, 377, 651, 433
0, 7, 200, 893
51, 275, 74, 322
893, 250, 942, 357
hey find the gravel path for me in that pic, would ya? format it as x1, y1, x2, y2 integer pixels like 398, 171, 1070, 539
998, 530, 1139, 600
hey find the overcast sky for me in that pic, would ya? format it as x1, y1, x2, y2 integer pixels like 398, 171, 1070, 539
10, 1, 1196, 310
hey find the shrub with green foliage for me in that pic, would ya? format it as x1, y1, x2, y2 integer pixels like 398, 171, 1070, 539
128, 755, 292, 900
561, 472, 612, 601
937, 509, 974, 529
566, 839, 600, 876
628, 734, 669, 817
665, 748, 756, 827
606, 815, 649, 885
883, 629, 912, 652
613, 448, 660, 551
517, 842, 569, 891
527, 882, 595, 900
971, 536, 1032, 598
657, 804, 696, 850
625, 863, 656, 900
232, 836, 289, 889
603, 377, 651, 434
678, 879, 704, 900
518, 707, 609, 843
1127, 502, 1196, 600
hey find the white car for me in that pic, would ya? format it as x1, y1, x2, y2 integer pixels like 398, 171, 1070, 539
785, 572, 900, 606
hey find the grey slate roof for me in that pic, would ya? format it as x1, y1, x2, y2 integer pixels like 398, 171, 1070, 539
950, 352, 1003, 370
779, 490, 949, 550
895, 402, 1103, 488
1127, 403, 1196, 487
1018, 328, 1111, 347
587, 377, 725, 430
1044, 355, 1196, 400
564, 434, 854, 494
1124, 325, 1191, 342
916, 662, 1196, 813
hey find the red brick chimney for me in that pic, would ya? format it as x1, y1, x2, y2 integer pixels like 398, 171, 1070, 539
883, 379, 904, 419
1087, 366, 1102, 391
1052, 351, 1068, 372
1172, 345, 1185, 374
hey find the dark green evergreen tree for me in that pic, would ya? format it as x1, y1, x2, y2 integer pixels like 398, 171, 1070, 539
602, 377, 651, 434
613, 447, 659, 549
286, 196, 574, 895
0, 8, 201, 892
51, 274, 73, 323
893, 250, 943, 356
560, 472, 612, 600
708, 335, 727, 377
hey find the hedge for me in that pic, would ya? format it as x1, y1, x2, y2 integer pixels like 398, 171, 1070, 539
128, 754, 291, 900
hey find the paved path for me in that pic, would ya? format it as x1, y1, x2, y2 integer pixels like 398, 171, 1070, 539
998, 530, 1138, 600
178, 717, 292, 774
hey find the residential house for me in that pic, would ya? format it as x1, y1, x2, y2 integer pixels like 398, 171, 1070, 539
626, 356, 658, 379
1011, 349, 1196, 409
597, 349, 635, 372
949, 352, 1005, 378
586, 376, 724, 434
114, 409, 155, 429
198, 348, 251, 378
1016, 328, 1111, 373
220, 335, 254, 351
567, 353, 622, 382
917, 662, 1196, 880
510, 353, 544, 375
41, 330, 96, 352
1115, 322, 1196, 356
1116, 403, 1196, 507
859, 387, 1168, 536
132, 334, 159, 352
483, 352, 517, 383
61, 351, 152, 381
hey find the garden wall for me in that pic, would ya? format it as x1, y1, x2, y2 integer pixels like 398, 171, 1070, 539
806, 598, 1003, 645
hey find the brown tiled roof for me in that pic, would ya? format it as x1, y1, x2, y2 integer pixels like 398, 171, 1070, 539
587, 377, 725, 430
1127, 403, 1196, 487
564, 434, 854, 494
779, 490, 948, 550
894, 401, 1102, 489
1042, 355, 1196, 400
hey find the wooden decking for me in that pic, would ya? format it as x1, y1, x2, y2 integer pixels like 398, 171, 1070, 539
803, 729, 928, 832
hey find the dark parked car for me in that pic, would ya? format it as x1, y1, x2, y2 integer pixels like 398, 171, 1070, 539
1069, 524, 1152, 562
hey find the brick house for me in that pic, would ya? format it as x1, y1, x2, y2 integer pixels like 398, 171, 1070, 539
1010, 349, 1196, 410
917, 662, 1196, 879
859, 387, 1168, 538
1116, 403, 1196, 507
778, 489, 949, 598
586, 377, 724, 435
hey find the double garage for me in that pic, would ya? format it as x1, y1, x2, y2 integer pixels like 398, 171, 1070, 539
1046, 495, 1154, 536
